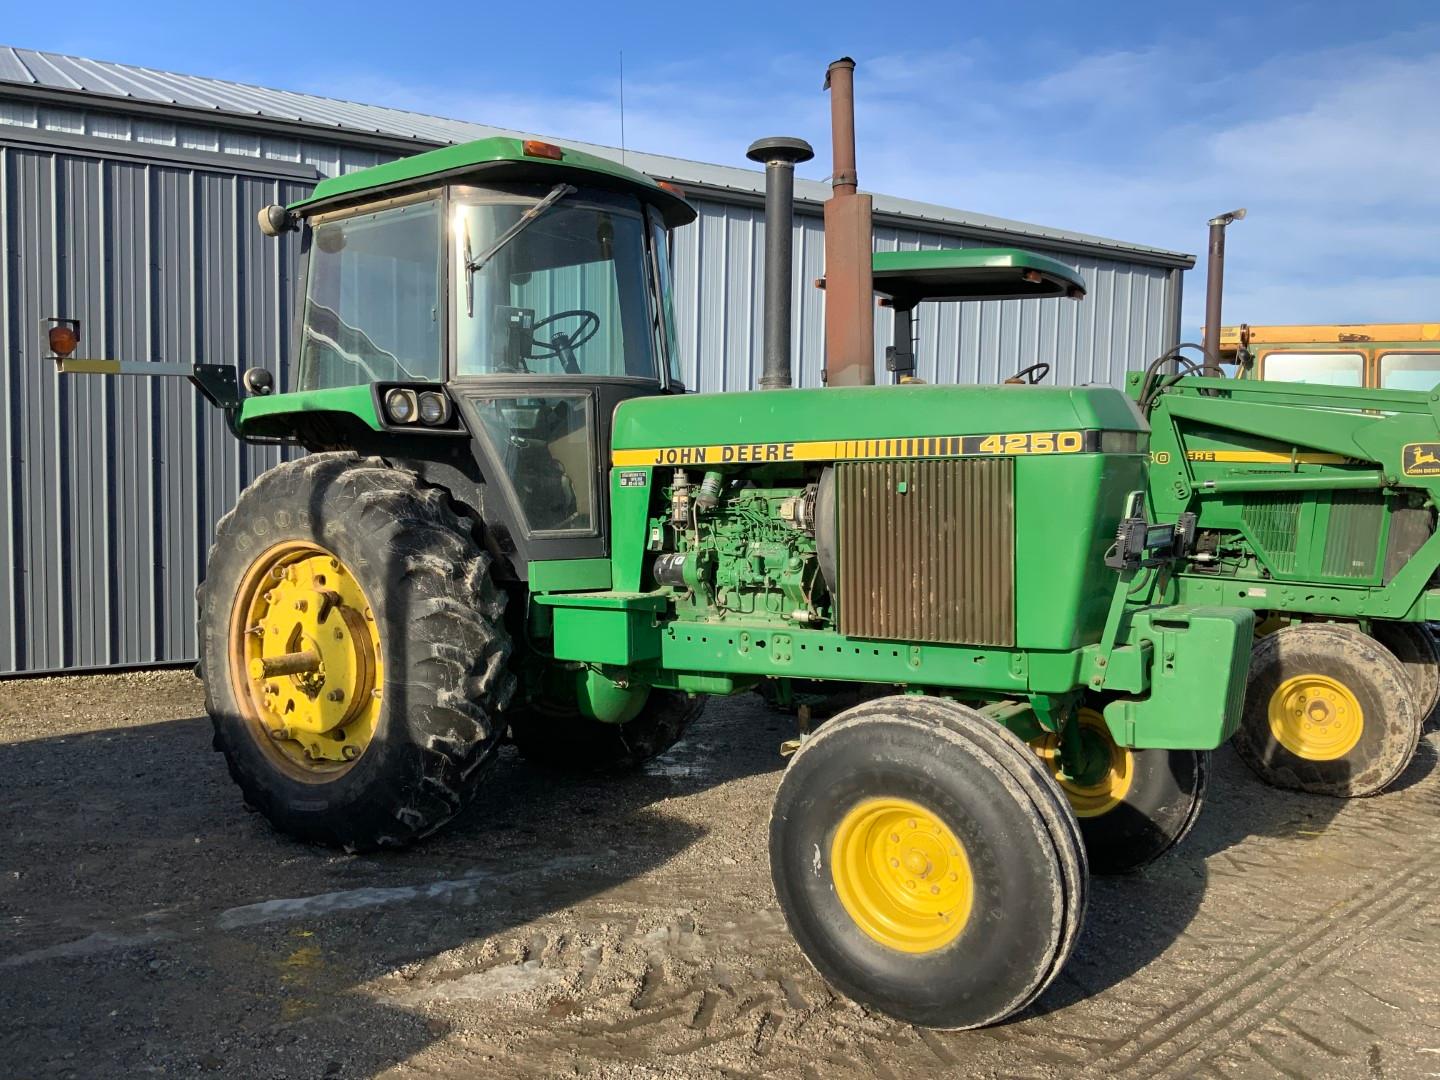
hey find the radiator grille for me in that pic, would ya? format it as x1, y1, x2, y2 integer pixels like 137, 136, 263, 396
836, 458, 1014, 646
1321, 493, 1384, 580
1242, 494, 1302, 574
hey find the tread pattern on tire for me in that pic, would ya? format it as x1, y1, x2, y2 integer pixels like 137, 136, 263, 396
200, 452, 515, 850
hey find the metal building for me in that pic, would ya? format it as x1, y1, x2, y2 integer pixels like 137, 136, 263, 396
0, 47, 1194, 675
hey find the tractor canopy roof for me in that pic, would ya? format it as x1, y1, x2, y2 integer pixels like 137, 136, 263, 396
287, 136, 696, 228
869, 248, 1086, 307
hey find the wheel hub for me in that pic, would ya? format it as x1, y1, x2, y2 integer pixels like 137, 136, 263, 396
830, 797, 974, 954
1032, 708, 1134, 818
1268, 673, 1363, 761
230, 542, 383, 772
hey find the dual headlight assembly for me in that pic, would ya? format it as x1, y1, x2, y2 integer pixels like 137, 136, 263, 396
383, 387, 453, 428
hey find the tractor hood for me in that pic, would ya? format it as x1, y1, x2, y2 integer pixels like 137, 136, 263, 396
610, 384, 1144, 467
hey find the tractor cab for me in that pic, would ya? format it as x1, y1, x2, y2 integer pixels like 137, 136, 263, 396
866, 248, 1087, 381
244, 137, 695, 576
1223, 323, 1440, 389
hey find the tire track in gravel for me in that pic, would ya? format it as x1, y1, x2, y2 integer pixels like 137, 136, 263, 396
1088, 779, 1440, 1078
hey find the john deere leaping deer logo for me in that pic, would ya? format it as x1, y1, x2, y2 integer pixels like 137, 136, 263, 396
1403, 443, 1440, 476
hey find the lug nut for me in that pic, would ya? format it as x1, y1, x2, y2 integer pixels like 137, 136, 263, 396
342, 745, 359, 761
294, 600, 308, 613
328, 690, 344, 703
268, 726, 291, 740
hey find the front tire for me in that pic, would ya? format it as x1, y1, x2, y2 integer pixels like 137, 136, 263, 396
769, 696, 1085, 1029
1032, 709, 1208, 875
200, 453, 515, 850
1234, 623, 1419, 797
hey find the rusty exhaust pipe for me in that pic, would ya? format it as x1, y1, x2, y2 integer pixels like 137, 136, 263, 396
822, 57, 875, 387
747, 136, 815, 390
1202, 208, 1245, 369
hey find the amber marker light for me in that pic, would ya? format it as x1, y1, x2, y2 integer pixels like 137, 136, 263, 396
47, 318, 80, 358
656, 181, 686, 198
522, 140, 564, 160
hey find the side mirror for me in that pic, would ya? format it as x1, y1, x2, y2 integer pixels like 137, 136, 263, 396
257, 204, 297, 237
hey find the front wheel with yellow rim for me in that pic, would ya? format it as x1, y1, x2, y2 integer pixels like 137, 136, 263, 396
200, 453, 515, 850
1032, 708, 1208, 875
1235, 623, 1419, 797
769, 696, 1086, 1029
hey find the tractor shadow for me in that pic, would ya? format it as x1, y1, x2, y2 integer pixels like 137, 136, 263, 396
0, 692, 783, 1079
1031, 737, 1437, 1016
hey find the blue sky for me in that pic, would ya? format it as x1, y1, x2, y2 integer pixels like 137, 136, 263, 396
10, 1, 1439, 342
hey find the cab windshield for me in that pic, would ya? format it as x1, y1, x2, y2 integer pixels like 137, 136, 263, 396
1261, 350, 1365, 386
452, 184, 660, 379
1379, 351, 1440, 391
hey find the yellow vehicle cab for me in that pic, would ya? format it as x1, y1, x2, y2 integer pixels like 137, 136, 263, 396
1223, 323, 1440, 389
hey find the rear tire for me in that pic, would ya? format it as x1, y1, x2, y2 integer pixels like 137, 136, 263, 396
1234, 623, 1419, 797
508, 689, 703, 773
769, 696, 1085, 1029
200, 453, 514, 850
1371, 621, 1440, 727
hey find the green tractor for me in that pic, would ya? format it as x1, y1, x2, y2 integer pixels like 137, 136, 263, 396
1110, 214, 1440, 800
1132, 362, 1440, 798
49, 125, 1258, 1029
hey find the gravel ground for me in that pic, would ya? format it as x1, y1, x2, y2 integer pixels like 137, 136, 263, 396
3, 670, 1439, 1079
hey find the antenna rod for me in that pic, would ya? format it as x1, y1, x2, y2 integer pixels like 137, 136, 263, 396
619, 51, 626, 166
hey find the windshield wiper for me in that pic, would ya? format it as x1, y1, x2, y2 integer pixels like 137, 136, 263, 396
464, 182, 576, 316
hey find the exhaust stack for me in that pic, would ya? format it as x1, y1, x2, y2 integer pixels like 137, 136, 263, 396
746, 136, 815, 390
1202, 208, 1246, 368
822, 57, 875, 386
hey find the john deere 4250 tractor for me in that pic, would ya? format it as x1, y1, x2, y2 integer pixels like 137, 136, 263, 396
51, 129, 1256, 1029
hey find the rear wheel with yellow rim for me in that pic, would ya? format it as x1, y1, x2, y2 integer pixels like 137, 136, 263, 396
770, 696, 1085, 1029
1235, 623, 1419, 797
200, 453, 515, 849
1031, 708, 1208, 875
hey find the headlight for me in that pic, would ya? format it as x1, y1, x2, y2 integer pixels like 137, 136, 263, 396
384, 388, 418, 424
417, 391, 451, 426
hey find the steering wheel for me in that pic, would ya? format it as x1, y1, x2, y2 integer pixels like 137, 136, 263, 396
1006, 362, 1051, 385
530, 309, 601, 375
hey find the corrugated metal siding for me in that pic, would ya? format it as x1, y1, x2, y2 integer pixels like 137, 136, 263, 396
1, 137, 306, 673
2, 97, 1180, 674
